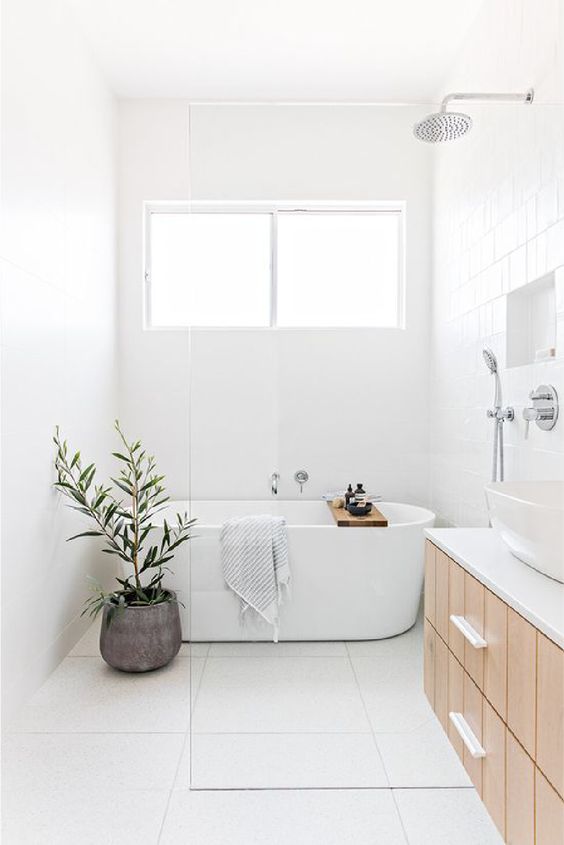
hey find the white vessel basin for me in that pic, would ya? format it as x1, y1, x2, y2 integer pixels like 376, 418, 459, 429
485, 481, 564, 583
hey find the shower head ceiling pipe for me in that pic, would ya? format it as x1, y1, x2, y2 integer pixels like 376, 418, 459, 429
413, 88, 534, 143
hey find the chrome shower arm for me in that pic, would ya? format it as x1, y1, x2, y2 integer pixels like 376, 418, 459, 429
440, 89, 534, 112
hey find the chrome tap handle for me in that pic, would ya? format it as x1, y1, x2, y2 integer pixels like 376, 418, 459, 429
293, 469, 309, 494
523, 407, 538, 439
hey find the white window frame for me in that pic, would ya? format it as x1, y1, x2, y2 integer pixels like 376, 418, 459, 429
143, 200, 406, 330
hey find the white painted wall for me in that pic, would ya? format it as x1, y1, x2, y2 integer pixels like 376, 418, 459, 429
0, 0, 117, 719
430, 0, 564, 526
118, 102, 432, 504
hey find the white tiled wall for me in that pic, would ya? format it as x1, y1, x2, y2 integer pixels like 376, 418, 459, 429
430, 0, 564, 526
0, 0, 117, 719
118, 102, 433, 505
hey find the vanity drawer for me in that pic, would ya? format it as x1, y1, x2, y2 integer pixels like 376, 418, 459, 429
462, 672, 483, 795
435, 549, 450, 643
423, 618, 435, 708
507, 608, 537, 759
447, 651, 464, 761
483, 588, 508, 720
506, 731, 535, 845
424, 541, 436, 627
536, 767, 564, 845
464, 573, 485, 690
482, 699, 506, 840
434, 632, 449, 731
536, 632, 564, 798
448, 558, 465, 662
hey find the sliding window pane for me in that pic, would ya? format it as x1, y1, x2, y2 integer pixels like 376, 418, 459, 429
276, 213, 401, 327
149, 213, 271, 327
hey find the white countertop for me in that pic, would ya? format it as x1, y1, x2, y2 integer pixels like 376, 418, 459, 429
425, 527, 564, 648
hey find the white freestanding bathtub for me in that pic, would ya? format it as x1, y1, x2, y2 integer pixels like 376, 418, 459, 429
158, 500, 435, 641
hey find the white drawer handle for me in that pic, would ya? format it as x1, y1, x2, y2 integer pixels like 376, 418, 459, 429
449, 712, 486, 759
450, 615, 487, 649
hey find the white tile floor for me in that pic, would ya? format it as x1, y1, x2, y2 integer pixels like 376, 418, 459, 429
2, 614, 504, 844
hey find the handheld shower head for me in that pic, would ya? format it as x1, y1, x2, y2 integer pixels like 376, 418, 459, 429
482, 347, 498, 374
483, 347, 502, 409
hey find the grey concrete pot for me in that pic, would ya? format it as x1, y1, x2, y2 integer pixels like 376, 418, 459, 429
100, 593, 182, 672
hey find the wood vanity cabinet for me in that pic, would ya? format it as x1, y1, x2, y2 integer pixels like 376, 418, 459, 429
424, 539, 564, 845
536, 632, 564, 799
464, 572, 485, 689
506, 730, 535, 845
482, 699, 506, 839
507, 607, 536, 759
448, 558, 465, 662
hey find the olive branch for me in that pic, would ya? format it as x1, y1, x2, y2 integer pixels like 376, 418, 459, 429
53, 420, 195, 619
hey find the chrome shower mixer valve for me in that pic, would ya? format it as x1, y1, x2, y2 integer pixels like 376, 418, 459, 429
523, 385, 558, 439
294, 470, 309, 493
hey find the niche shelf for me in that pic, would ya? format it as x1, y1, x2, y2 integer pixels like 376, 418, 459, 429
506, 268, 560, 368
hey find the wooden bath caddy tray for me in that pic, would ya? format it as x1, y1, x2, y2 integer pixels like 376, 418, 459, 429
327, 501, 388, 527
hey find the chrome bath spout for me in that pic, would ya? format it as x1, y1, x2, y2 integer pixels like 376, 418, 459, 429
270, 472, 280, 496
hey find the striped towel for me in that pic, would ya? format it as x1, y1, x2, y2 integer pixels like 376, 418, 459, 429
220, 515, 290, 642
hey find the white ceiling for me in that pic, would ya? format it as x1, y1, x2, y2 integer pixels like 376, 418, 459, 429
66, 0, 485, 101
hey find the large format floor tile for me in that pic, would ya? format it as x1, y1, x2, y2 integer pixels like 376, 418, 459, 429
181, 732, 388, 789
351, 652, 434, 733
160, 788, 408, 845
68, 618, 103, 656
2, 733, 174, 844
183, 642, 211, 657
192, 656, 370, 733
2, 785, 169, 845
208, 640, 348, 657
394, 788, 504, 845
4, 610, 505, 843
3, 732, 185, 794
11, 656, 199, 733
375, 719, 472, 787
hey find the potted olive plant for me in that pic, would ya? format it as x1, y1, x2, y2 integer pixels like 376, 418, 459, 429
53, 421, 195, 672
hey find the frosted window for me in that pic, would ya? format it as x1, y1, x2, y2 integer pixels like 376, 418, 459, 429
149, 213, 271, 327
276, 213, 400, 327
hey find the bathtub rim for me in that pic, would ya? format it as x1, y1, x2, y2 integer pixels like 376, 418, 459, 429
159, 500, 436, 530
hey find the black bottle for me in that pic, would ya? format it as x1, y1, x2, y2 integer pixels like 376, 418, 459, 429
355, 483, 366, 505
345, 484, 354, 506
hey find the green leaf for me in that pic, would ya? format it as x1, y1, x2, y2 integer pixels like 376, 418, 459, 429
92, 491, 107, 509
66, 530, 104, 541
79, 463, 95, 484
111, 479, 134, 496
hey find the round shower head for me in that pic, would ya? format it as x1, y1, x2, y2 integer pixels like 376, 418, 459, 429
482, 347, 498, 374
413, 111, 472, 143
